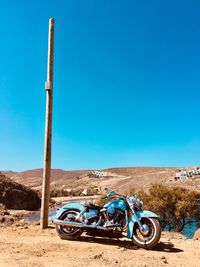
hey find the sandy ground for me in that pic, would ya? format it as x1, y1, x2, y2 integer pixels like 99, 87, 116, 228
0, 223, 200, 267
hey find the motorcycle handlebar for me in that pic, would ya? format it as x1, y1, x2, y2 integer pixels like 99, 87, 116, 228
102, 192, 126, 199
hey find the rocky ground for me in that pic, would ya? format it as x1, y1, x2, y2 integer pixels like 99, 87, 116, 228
0, 194, 199, 267
0, 221, 200, 267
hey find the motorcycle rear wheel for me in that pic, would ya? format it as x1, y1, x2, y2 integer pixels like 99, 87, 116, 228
55, 209, 83, 240
132, 217, 161, 249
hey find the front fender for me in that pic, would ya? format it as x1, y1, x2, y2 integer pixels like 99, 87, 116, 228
50, 202, 85, 222
127, 210, 159, 239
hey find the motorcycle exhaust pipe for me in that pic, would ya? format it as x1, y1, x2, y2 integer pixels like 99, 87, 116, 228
53, 219, 121, 230
53, 219, 105, 230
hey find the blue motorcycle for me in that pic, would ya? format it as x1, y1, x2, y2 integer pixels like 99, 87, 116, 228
52, 188, 161, 249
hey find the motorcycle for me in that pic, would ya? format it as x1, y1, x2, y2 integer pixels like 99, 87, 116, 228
51, 188, 161, 249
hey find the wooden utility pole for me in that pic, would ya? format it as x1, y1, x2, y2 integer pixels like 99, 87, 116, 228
40, 18, 55, 229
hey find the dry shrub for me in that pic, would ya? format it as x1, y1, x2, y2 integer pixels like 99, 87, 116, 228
136, 183, 200, 232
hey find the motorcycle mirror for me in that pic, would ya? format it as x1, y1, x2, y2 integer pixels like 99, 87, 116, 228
104, 187, 109, 193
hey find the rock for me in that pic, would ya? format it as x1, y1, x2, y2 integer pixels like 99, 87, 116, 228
161, 256, 168, 264
0, 203, 9, 215
163, 259, 168, 264
0, 216, 6, 223
33, 222, 40, 226
94, 252, 103, 259
0, 173, 41, 210
0, 214, 16, 224
193, 228, 200, 240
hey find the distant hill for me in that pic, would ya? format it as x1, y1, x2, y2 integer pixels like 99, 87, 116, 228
2, 166, 200, 193
1, 171, 18, 177
3, 169, 91, 189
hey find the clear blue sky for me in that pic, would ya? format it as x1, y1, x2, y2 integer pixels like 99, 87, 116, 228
1, 0, 200, 171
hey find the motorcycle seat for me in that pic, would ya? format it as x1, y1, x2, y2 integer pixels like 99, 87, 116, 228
84, 202, 102, 211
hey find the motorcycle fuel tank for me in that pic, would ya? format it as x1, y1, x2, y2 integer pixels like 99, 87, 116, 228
104, 199, 126, 212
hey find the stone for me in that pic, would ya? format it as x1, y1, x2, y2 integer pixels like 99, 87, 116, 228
161, 256, 168, 264
94, 253, 103, 259
0, 173, 41, 210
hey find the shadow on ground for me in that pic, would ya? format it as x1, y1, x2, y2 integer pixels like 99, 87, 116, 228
152, 241, 183, 253
62, 235, 183, 253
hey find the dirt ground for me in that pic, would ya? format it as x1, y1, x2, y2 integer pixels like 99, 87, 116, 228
0, 223, 200, 267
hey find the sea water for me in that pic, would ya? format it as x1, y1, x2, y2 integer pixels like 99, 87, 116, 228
182, 221, 198, 238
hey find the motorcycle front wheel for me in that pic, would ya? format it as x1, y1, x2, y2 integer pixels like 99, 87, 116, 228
132, 217, 161, 249
55, 209, 83, 240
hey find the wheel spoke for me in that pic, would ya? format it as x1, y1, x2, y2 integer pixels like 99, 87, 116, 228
57, 210, 81, 235
132, 217, 161, 248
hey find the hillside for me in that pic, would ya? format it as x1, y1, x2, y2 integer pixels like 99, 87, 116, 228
2, 167, 200, 193
1, 171, 18, 177
0, 172, 41, 210
5, 168, 90, 189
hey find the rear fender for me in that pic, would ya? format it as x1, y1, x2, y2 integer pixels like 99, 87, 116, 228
127, 210, 159, 239
51, 202, 85, 221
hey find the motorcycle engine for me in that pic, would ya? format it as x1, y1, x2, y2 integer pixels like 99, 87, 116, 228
105, 207, 125, 227
107, 206, 115, 216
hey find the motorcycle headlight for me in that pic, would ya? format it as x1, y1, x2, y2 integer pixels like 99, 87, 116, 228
129, 195, 143, 208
